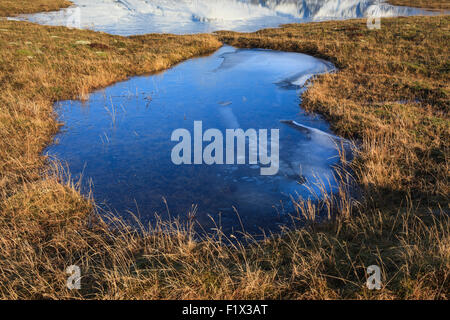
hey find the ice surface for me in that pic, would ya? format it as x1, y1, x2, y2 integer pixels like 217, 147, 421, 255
46, 46, 343, 234
216, 48, 334, 88
15, 0, 437, 35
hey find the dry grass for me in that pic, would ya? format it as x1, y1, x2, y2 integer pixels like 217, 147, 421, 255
388, 0, 450, 10
214, 15, 450, 298
0, 0, 72, 17
0, 2, 448, 299
1, 162, 448, 299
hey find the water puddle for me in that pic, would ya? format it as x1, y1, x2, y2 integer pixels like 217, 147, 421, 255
47, 45, 350, 235
16, 0, 437, 35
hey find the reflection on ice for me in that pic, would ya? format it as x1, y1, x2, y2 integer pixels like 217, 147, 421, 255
46, 45, 344, 234
279, 120, 353, 188
16, 0, 437, 35
217, 48, 334, 88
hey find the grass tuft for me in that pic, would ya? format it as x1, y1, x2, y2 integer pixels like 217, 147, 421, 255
0, 0, 72, 17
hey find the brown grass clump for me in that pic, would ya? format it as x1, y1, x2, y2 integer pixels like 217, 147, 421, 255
0, 0, 72, 17
0, 2, 448, 299
388, 0, 450, 10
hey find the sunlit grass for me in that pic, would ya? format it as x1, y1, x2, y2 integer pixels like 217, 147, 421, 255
388, 0, 450, 10
0, 0, 72, 16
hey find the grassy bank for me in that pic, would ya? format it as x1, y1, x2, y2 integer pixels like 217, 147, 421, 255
217, 16, 449, 297
388, 0, 450, 10
0, 0, 72, 16
0, 2, 449, 299
0, 16, 222, 299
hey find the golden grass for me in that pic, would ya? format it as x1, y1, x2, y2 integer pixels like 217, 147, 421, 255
0, 0, 72, 17
388, 0, 450, 10
2, 163, 448, 299
0, 1, 448, 300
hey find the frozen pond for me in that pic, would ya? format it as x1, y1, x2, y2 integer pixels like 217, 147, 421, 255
47, 46, 350, 234
16, 0, 437, 35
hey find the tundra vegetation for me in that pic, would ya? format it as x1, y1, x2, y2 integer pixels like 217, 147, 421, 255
389, 0, 450, 10
0, 0, 72, 16
0, 1, 448, 299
